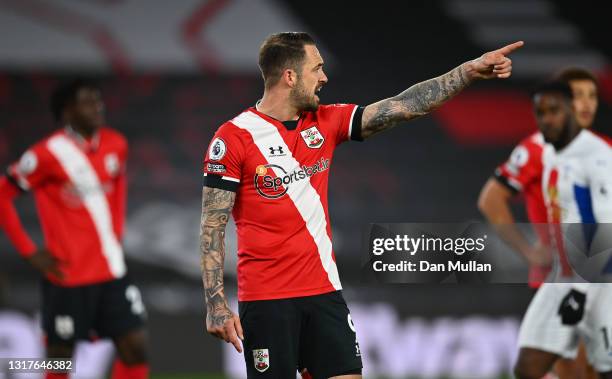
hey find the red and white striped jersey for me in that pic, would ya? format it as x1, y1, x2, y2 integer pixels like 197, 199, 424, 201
495, 131, 548, 224
203, 104, 363, 301
6, 127, 128, 286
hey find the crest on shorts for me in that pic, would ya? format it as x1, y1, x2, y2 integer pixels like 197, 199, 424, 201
55, 315, 75, 339
300, 125, 324, 148
252, 348, 269, 372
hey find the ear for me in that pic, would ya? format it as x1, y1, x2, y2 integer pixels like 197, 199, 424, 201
282, 69, 298, 88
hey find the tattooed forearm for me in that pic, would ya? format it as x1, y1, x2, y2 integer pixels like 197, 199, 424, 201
200, 186, 236, 326
361, 63, 472, 139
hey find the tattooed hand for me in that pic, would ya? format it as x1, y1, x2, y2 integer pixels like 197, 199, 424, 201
466, 41, 524, 80
200, 186, 243, 352
361, 41, 524, 139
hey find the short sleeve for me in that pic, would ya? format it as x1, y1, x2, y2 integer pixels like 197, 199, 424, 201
319, 104, 364, 145
587, 149, 612, 222
494, 140, 542, 193
202, 123, 245, 192
115, 131, 129, 173
6, 145, 52, 191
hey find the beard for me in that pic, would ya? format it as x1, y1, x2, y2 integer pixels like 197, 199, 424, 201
543, 120, 573, 150
290, 78, 319, 112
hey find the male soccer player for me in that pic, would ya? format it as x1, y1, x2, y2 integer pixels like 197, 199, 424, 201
479, 68, 601, 378
200, 32, 522, 378
0, 80, 148, 379
478, 67, 600, 289
512, 81, 612, 379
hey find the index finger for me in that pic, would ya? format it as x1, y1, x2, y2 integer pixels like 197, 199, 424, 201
496, 41, 524, 55
225, 323, 243, 353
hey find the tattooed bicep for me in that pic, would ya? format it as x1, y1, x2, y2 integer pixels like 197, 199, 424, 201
201, 187, 236, 228
361, 100, 408, 139
202, 187, 236, 212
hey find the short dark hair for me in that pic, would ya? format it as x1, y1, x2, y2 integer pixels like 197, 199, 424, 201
531, 80, 574, 101
50, 79, 99, 122
555, 67, 599, 87
258, 32, 315, 88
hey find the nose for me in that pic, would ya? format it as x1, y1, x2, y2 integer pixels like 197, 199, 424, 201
541, 112, 557, 125
320, 70, 328, 84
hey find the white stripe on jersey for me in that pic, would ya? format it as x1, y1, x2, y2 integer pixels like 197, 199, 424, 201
47, 135, 126, 278
347, 105, 358, 140
231, 110, 342, 290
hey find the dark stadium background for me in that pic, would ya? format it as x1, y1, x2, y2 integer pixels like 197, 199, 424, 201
1, 0, 611, 378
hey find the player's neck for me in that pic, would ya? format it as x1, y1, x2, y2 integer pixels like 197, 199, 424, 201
257, 91, 300, 122
554, 125, 582, 151
67, 124, 97, 141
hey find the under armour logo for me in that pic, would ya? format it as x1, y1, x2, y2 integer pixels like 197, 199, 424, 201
269, 146, 284, 155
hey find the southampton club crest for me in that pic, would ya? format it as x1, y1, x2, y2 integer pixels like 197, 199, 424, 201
300, 125, 325, 148
252, 348, 270, 373
104, 153, 120, 177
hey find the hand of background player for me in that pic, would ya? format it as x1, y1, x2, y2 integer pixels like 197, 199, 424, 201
206, 305, 244, 353
466, 41, 524, 80
27, 248, 64, 279
524, 241, 553, 268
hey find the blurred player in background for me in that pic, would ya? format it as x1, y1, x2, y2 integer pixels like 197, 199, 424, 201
478, 68, 601, 378
199, 31, 522, 378
0, 80, 148, 379
478, 67, 599, 288
512, 81, 612, 379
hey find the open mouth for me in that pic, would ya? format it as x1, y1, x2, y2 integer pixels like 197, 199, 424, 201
315, 86, 322, 100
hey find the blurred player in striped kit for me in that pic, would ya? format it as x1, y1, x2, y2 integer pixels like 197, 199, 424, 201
480, 76, 612, 378
514, 79, 612, 379
0, 80, 148, 379
479, 68, 603, 379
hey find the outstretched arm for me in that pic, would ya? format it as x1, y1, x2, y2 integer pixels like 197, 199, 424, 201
361, 41, 524, 139
200, 186, 243, 352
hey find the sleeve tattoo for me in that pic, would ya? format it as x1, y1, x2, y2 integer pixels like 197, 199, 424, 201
361, 63, 471, 139
200, 186, 236, 326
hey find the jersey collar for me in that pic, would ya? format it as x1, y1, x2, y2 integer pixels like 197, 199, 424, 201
252, 101, 303, 131
64, 125, 101, 152
555, 129, 589, 157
